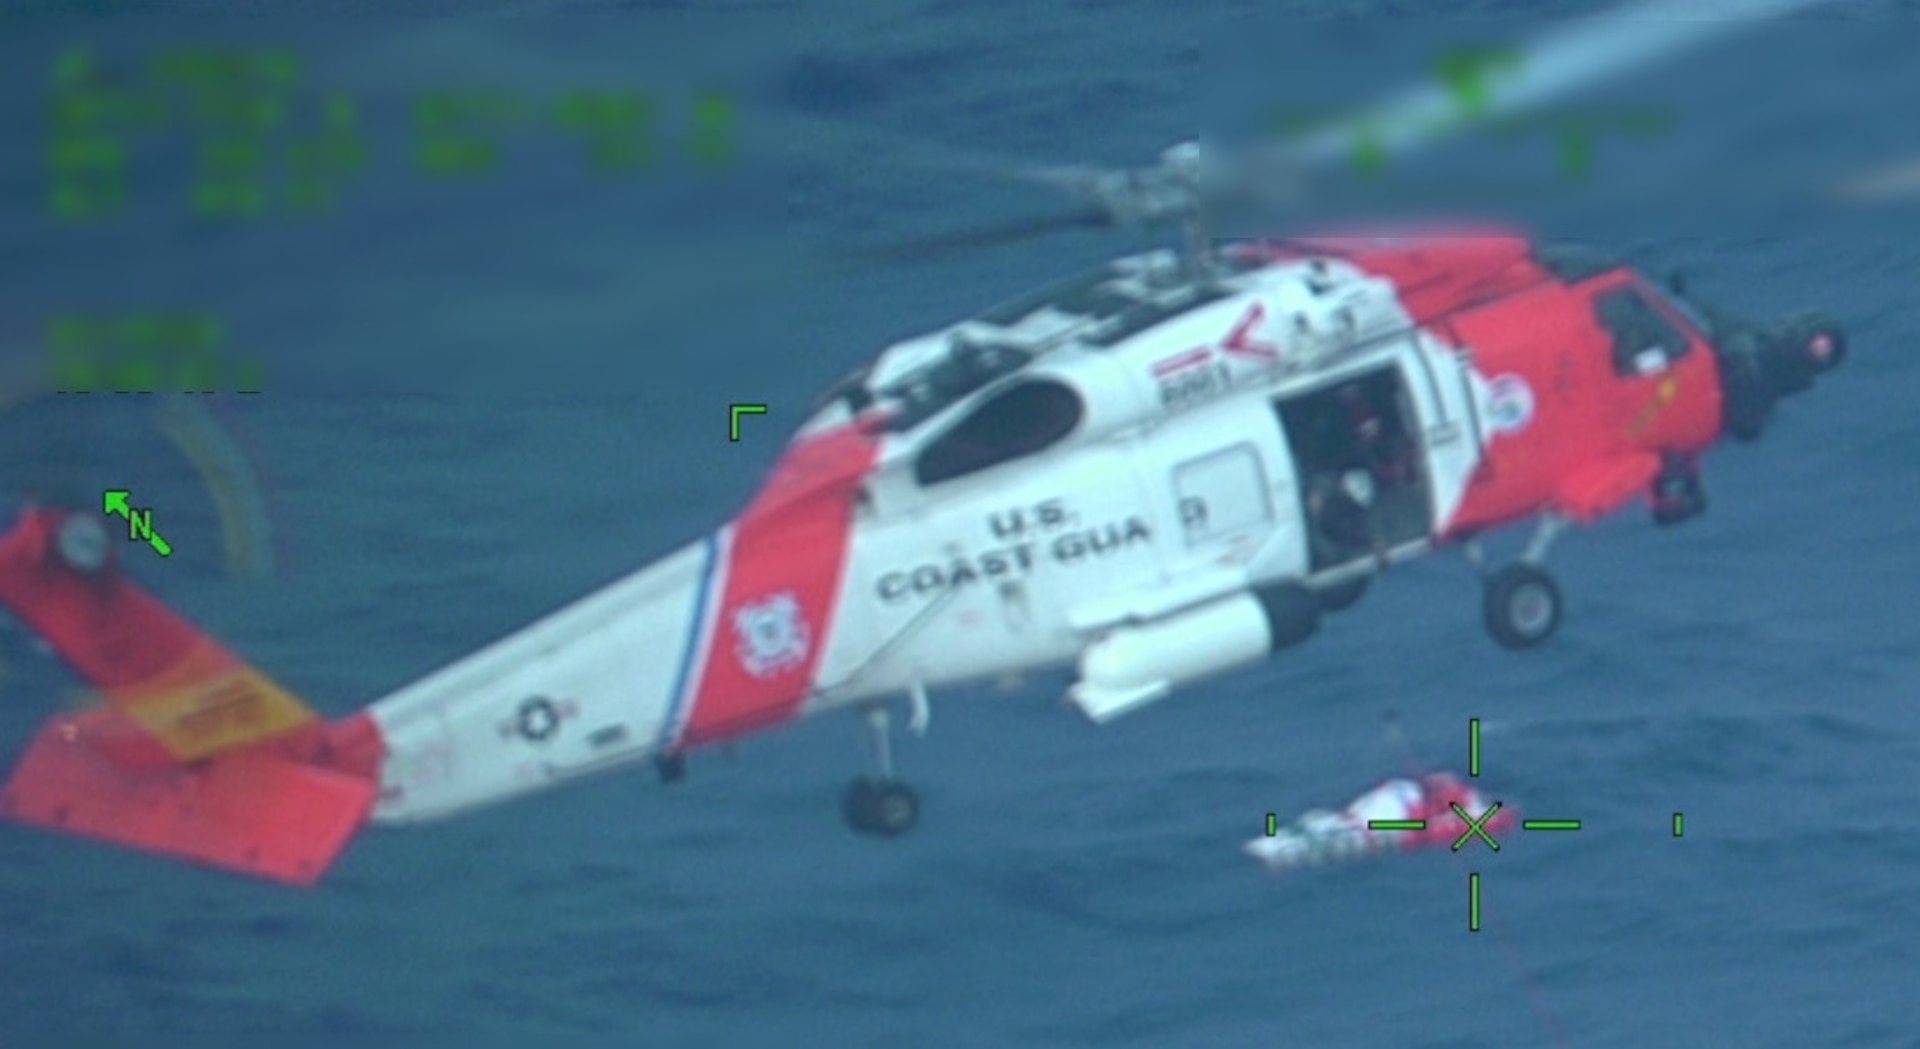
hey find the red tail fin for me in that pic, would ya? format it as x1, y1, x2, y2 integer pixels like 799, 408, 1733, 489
0, 507, 382, 885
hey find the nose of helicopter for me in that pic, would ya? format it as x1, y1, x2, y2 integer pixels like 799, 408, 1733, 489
1713, 311, 1847, 442
1778, 312, 1848, 380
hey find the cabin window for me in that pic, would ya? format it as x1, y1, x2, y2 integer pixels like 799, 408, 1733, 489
1594, 287, 1692, 376
913, 380, 1084, 486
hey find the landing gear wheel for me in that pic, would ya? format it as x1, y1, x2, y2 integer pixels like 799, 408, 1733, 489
1318, 575, 1369, 613
842, 776, 919, 837
1483, 564, 1562, 650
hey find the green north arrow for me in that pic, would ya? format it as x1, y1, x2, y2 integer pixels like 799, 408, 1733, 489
101, 488, 172, 558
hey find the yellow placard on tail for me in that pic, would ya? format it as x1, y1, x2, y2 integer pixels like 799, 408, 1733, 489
122, 668, 316, 762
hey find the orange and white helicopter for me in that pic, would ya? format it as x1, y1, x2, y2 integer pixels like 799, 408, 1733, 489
0, 0, 1851, 885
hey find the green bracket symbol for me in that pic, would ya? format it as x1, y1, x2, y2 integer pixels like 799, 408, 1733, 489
729, 403, 767, 442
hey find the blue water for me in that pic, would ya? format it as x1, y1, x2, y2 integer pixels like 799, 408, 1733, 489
3, 4, 1919, 1046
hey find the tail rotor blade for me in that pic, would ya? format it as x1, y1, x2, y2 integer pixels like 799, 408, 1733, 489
1270, 0, 1836, 172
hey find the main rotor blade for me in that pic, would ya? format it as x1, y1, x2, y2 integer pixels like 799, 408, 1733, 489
774, 110, 1112, 197
838, 208, 1112, 265
795, 0, 1843, 263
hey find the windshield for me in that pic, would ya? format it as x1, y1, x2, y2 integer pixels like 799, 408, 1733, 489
878, 338, 1033, 433
1648, 283, 1717, 339
808, 364, 875, 418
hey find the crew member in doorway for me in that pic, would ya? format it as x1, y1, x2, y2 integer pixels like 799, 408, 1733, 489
1306, 467, 1381, 564
1340, 382, 1419, 487
1303, 383, 1396, 565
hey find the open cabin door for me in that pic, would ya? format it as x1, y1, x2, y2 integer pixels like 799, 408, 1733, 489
1272, 363, 1435, 573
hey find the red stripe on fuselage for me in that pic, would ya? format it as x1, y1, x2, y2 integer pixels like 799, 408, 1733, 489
679, 424, 881, 746
1151, 347, 1212, 376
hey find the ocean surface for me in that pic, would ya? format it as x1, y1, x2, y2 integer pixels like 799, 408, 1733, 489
2, 3, 1918, 1046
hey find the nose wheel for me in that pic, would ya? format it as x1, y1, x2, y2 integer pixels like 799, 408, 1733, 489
1482, 563, 1563, 650
1467, 514, 1567, 651
843, 699, 922, 837
843, 775, 919, 836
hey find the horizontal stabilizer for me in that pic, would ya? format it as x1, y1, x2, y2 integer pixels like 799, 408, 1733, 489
0, 707, 375, 886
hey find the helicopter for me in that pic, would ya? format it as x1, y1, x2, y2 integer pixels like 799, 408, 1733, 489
0, 0, 1853, 884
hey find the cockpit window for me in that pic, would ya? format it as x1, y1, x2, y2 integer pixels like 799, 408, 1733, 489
914, 379, 1084, 487
880, 337, 1034, 434
1593, 286, 1692, 376
1650, 284, 1715, 338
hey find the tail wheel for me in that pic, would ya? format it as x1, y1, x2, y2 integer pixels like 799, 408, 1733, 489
842, 776, 919, 837
1483, 564, 1562, 650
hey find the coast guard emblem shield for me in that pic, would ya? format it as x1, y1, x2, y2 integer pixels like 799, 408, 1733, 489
732, 591, 811, 679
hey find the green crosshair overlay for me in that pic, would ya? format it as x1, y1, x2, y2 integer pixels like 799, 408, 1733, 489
1451, 801, 1503, 852
1361, 718, 1679, 932
1462, 716, 1598, 931
1368, 819, 1427, 831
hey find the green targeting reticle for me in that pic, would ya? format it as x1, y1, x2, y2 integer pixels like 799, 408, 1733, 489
1368, 717, 1686, 933
45, 44, 743, 222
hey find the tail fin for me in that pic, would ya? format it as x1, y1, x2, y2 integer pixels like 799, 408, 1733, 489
0, 506, 382, 885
